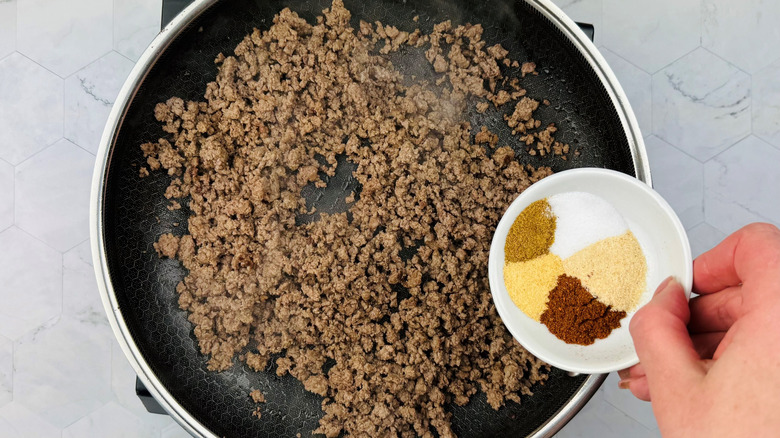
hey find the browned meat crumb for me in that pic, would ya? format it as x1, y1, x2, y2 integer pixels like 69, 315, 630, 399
154, 233, 180, 259
476, 102, 490, 113
475, 126, 499, 148
505, 97, 541, 135
138, 167, 149, 178
521, 61, 537, 77
142, 1, 567, 436
250, 389, 266, 403
489, 89, 512, 107
487, 44, 509, 60
167, 200, 181, 211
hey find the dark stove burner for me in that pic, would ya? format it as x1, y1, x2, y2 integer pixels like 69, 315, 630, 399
161, 0, 594, 38
162, 0, 195, 28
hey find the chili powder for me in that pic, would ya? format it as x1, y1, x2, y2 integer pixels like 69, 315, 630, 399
540, 274, 626, 345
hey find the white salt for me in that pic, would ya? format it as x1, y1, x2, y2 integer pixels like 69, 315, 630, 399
547, 192, 627, 259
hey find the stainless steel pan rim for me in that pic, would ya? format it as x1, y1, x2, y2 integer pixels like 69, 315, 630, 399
91, 0, 648, 436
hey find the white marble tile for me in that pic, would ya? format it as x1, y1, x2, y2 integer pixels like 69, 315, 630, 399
0, 335, 11, 408
704, 136, 780, 233
114, 0, 162, 62
0, 159, 12, 232
14, 316, 113, 429
161, 422, 191, 438
16, 0, 112, 77
556, 390, 658, 438
600, 372, 659, 431
705, 189, 769, 236
62, 401, 158, 438
551, 0, 602, 46
0, 227, 61, 341
752, 58, 780, 148
687, 222, 726, 259
110, 342, 174, 431
0, 0, 16, 60
64, 51, 135, 155
63, 240, 109, 327
645, 136, 704, 230
0, 402, 61, 438
0, 53, 63, 165
602, 0, 700, 73
652, 48, 751, 162
15, 139, 95, 252
600, 47, 652, 137
703, 0, 780, 73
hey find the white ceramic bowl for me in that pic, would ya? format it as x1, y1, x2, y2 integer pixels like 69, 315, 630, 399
488, 168, 693, 374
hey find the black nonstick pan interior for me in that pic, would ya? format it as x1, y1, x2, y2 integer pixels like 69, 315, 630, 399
101, 0, 636, 436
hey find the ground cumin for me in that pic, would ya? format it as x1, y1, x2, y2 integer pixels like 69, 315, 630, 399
540, 274, 626, 345
504, 199, 556, 262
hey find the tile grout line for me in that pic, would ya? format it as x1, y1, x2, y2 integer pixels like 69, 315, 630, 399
115, 49, 136, 64
598, 44, 654, 79
60, 252, 65, 329
647, 134, 706, 165
11, 224, 65, 256
12, 51, 65, 80
700, 46, 752, 78
8, 153, 15, 237
600, 396, 658, 432
111, 0, 116, 51
69, 140, 97, 158
748, 72, 754, 136
651, 44, 700, 77
13, 136, 70, 168
699, 0, 703, 46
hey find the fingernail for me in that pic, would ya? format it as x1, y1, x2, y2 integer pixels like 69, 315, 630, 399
618, 377, 637, 389
654, 276, 676, 296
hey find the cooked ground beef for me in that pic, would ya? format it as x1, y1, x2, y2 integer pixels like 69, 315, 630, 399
143, 1, 570, 436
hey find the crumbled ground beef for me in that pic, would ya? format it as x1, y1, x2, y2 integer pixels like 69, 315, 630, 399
145, 1, 571, 436
250, 389, 266, 404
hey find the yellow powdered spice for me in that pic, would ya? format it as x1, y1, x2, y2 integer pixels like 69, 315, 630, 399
505, 199, 556, 263
562, 231, 647, 312
504, 253, 564, 321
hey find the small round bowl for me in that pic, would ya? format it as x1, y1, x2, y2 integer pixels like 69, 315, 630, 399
488, 168, 693, 374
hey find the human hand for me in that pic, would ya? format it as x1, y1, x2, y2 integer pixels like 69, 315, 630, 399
618, 223, 780, 437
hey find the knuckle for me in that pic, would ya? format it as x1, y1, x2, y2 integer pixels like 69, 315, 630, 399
743, 222, 780, 261
744, 222, 780, 239
629, 306, 655, 335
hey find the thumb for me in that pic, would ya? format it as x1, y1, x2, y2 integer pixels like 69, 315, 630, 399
629, 277, 704, 404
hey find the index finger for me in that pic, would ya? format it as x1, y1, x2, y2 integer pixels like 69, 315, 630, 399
692, 223, 780, 295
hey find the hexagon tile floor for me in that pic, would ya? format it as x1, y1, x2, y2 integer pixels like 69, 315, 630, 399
1, 0, 779, 437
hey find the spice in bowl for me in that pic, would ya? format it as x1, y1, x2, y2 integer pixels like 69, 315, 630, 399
502, 192, 647, 345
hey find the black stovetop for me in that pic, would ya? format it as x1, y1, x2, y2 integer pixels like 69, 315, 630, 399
162, 0, 195, 29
